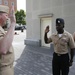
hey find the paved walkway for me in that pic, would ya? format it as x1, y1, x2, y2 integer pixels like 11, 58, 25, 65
14, 45, 75, 75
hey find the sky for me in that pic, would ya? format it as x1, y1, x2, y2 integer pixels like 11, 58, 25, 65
17, 0, 26, 11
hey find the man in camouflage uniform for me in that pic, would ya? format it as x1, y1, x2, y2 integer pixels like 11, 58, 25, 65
0, 5, 16, 75
44, 18, 75, 75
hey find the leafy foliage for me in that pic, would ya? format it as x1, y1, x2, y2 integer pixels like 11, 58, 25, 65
15, 9, 26, 25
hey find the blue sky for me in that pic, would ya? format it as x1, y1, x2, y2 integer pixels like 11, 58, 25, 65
17, 0, 26, 11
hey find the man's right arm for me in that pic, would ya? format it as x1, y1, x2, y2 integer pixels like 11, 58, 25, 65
44, 25, 52, 44
44, 33, 49, 43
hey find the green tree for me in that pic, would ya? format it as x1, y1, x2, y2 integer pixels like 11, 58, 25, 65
15, 9, 26, 25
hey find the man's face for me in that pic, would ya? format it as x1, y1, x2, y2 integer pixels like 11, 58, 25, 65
56, 23, 64, 32
0, 13, 8, 26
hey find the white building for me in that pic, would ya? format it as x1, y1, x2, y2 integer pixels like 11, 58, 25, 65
25, 0, 75, 47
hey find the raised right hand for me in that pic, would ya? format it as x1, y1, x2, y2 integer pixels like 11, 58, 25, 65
9, 5, 16, 23
45, 25, 50, 33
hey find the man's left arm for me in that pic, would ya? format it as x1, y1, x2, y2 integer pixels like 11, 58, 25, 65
69, 34, 75, 66
69, 48, 75, 66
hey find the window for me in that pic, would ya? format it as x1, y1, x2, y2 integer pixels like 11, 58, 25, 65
0, 0, 2, 4
4, 0, 8, 5
11, 2, 14, 6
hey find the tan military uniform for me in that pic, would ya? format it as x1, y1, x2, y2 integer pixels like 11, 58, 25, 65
48, 30, 75, 54
0, 26, 14, 75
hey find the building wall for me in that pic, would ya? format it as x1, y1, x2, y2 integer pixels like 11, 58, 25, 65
25, 0, 75, 46
0, 0, 17, 13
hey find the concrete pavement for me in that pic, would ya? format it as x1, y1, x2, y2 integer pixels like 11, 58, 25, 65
13, 30, 75, 75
